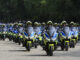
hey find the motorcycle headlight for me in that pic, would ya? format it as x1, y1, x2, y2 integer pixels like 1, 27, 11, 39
68, 36, 71, 39
63, 36, 66, 39
35, 35, 38, 38
30, 37, 33, 39
46, 38, 50, 41
68, 37, 70, 39
52, 38, 56, 41
72, 35, 77, 38
3, 32, 6, 34
20, 35, 23, 38
19, 33, 22, 36
74, 35, 77, 37
25, 36, 28, 39
19, 34, 22, 36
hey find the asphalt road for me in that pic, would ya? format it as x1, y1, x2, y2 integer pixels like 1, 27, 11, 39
0, 39, 80, 60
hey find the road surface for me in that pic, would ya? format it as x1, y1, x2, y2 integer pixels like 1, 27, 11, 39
0, 39, 80, 60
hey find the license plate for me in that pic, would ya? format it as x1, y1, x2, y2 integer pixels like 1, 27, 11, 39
27, 41, 31, 43
65, 41, 69, 43
72, 39, 75, 41
49, 44, 54, 46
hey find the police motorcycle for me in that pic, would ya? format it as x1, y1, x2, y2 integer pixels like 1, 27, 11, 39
5, 24, 9, 38
23, 21, 35, 51
43, 29, 58, 56
12, 29, 19, 43
40, 22, 46, 46
74, 23, 79, 43
43, 21, 58, 56
59, 21, 71, 51
12, 23, 19, 43
34, 22, 42, 48
0, 24, 3, 39
7, 24, 14, 41
2, 24, 7, 40
54, 23, 60, 33
60, 30, 71, 51
6, 24, 11, 41
18, 33, 23, 45
54, 23, 60, 44
18, 23, 24, 45
78, 24, 80, 40
23, 31, 35, 51
70, 22, 79, 48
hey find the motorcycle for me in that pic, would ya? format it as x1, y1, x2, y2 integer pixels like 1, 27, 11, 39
12, 30, 19, 43
24, 32, 33, 51
70, 36, 76, 48
8, 32, 13, 41
2, 32, 7, 40
60, 32, 70, 51
70, 32, 78, 48
34, 33, 42, 48
44, 32, 58, 56
0, 32, 2, 39
18, 33, 23, 45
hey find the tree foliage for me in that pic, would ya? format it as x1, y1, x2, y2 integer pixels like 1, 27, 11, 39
0, 0, 80, 23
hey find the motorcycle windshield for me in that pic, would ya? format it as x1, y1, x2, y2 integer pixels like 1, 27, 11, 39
71, 27, 78, 36
27, 27, 33, 34
45, 32, 57, 41
48, 26, 56, 36
34, 27, 41, 35
71, 27, 77, 32
63, 26, 70, 37
72, 31, 78, 36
